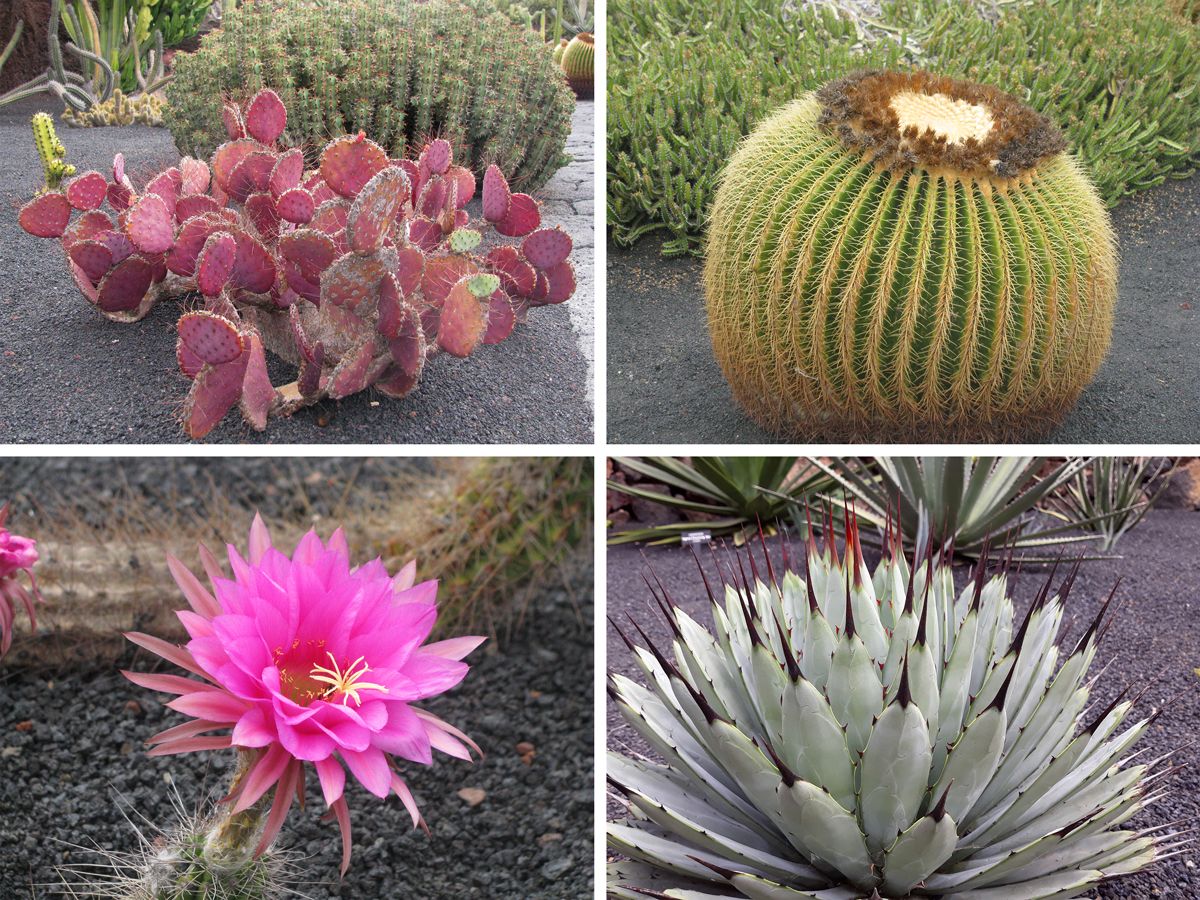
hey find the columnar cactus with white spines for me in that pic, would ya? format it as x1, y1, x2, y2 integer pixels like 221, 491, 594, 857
608, 513, 1176, 899
18, 89, 576, 439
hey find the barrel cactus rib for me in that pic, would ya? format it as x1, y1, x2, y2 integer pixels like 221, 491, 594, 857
608, 514, 1175, 899
704, 72, 1118, 441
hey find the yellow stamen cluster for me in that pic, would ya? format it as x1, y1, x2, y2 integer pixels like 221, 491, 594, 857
310, 652, 389, 706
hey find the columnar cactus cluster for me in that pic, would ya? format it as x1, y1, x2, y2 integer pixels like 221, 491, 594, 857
18, 90, 576, 439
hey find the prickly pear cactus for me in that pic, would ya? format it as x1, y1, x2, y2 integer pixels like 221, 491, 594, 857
561, 33, 594, 100
704, 70, 1118, 441
18, 89, 577, 440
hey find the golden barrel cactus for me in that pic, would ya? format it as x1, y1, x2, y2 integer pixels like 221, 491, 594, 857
704, 71, 1118, 441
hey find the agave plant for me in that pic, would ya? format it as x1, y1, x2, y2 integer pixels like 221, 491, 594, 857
1043, 457, 1176, 552
608, 457, 830, 546
608, 512, 1178, 899
802, 457, 1113, 559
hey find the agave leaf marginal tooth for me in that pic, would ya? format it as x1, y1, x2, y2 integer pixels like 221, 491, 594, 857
880, 784, 958, 896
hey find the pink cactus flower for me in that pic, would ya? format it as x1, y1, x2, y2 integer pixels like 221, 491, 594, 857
0, 502, 41, 658
123, 514, 484, 873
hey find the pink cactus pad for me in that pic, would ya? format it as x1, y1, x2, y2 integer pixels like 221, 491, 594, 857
239, 330, 276, 430
348, 167, 409, 255
221, 103, 245, 140
65, 171, 108, 211
388, 304, 426, 377
67, 258, 101, 305
395, 245, 425, 296
422, 255, 477, 305
245, 192, 281, 242
485, 246, 537, 297
126, 194, 175, 254
321, 252, 389, 315
422, 139, 452, 175
521, 227, 572, 269
228, 151, 277, 204
179, 157, 211, 196
281, 259, 320, 303
177, 339, 205, 379
97, 255, 154, 313
542, 260, 576, 304
103, 232, 135, 266
113, 152, 126, 184
229, 230, 276, 294
375, 364, 419, 400
483, 291, 516, 345
270, 149, 305, 198
18, 192, 71, 238
481, 164, 511, 222
178, 310, 244, 364
320, 135, 388, 199
196, 232, 238, 297
298, 342, 325, 398
310, 200, 350, 243
184, 350, 249, 439
494, 193, 541, 237
245, 89, 287, 145
327, 340, 380, 399
168, 214, 224, 276
407, 218, 443, 252
66, 210, 113, 246
68, 240, 114, 284
176, 194, 222, 223
146, 168, 181, 216
437, 278, 487, 358
306, 177, 337, 207
279, 229, 338, 284
416, 176, 449, 220
530, 270, 550, 303
449, 166, 475, 207
275, 188, 315, 225
377, 272, 409, 341
212, 139, 261, 194
107, 178, 134, 212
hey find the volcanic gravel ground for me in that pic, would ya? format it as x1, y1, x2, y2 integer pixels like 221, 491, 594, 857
606, 173, 1200, 444
606, 510, 1200, 898
0, 568, 594, 898
0, 96, 594, 445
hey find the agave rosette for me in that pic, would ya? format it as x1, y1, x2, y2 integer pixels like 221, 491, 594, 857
608, 512, 1177, 899
123, 515, 484, 872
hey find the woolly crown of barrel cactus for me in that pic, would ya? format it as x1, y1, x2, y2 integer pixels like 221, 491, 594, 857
18, 89, 576, 439
165, 0, 574, 191
703, 70, 1117, 442
608, 511, 1178, 899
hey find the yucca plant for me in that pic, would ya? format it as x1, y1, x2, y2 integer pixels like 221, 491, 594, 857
608, 457, 831, 546
608, 512, 1180, 899
1043, 457, 1176, 552
801, 457, 1113, 559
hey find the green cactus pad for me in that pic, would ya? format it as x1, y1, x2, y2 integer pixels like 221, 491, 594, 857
467, 273, 501, 299
449, 229, 483, 253
704, 70, 1117, 441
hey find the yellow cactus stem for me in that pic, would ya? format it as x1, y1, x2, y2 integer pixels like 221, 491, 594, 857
30, 112, 75, 191
704, 70, 1118, 442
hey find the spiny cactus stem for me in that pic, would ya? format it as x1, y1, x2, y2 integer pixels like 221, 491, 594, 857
204, 750, 270, 865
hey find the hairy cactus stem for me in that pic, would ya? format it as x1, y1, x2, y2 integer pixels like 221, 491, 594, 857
203, 749, 271, 865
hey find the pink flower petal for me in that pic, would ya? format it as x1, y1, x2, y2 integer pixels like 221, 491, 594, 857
396, 652, 469, 700
254, 758, 300, 857
330, 795, 353, 876
145, 718, 226, 746
126, 631, 212, 681
122, 670, 218, 696
176, 609, 214, 640
276, 717, 336, 761
231, 706, 276, 748
395, 579, 438, 607
166, 553, 221, 619
390, 771, 424, 830
168, 690, 249, 722
422, 635, 486, 661
415, 708, 483, 758
315, 755, 346, 805
248, 512, 273, 564
426, 728, 472, 761
340, 746, 392, 798
231, 744, 291, 813
147, 735, 234, 756
370, 703, 432, 765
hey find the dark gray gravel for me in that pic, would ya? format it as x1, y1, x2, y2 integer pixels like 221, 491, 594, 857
0, 96, 592, 444
607, 509, 1200, 898
607, 173, 1200, 444
0, 569, 594, 899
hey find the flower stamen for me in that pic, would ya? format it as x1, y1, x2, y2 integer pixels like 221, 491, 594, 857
309, 652, 389, 706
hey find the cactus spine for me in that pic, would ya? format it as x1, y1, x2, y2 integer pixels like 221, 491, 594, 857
704, 71, 1117, 441
560, 32, 593, 99
30, 113, 75, 190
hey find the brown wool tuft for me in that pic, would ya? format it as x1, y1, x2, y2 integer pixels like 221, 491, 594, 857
816, 70, 1067, 180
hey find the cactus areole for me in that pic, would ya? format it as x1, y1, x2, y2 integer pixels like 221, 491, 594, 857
18, 90, 577, 439
704, 70, 1117, 441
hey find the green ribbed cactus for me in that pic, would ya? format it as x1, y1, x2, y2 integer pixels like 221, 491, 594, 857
560, 32, 593, 99
30, 113, 75, 191
704, 71, 1117, 442
61, 88, 166, 127
165, 0, 574, 190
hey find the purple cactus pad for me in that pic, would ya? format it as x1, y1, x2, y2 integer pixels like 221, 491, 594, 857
97, 255, 154, 313
178, 310, 244, 364
482, 165, 511, 222
196, 232, 237, 297
65, 171, 109, 211
18, 192, 72, 238
245, 89, 287, 145
347, 167, 409, 255
320, 135, 388, 200
521, 227, 573, 269
494, 193, 541, 237
126, 194, 175, 254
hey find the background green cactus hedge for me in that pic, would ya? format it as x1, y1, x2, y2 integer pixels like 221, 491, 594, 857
609, 0, 1200, 256
166, 0, 574, 190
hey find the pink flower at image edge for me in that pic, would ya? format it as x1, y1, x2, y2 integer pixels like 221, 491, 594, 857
0, 502, 41, 658
122, 514, 485, 874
